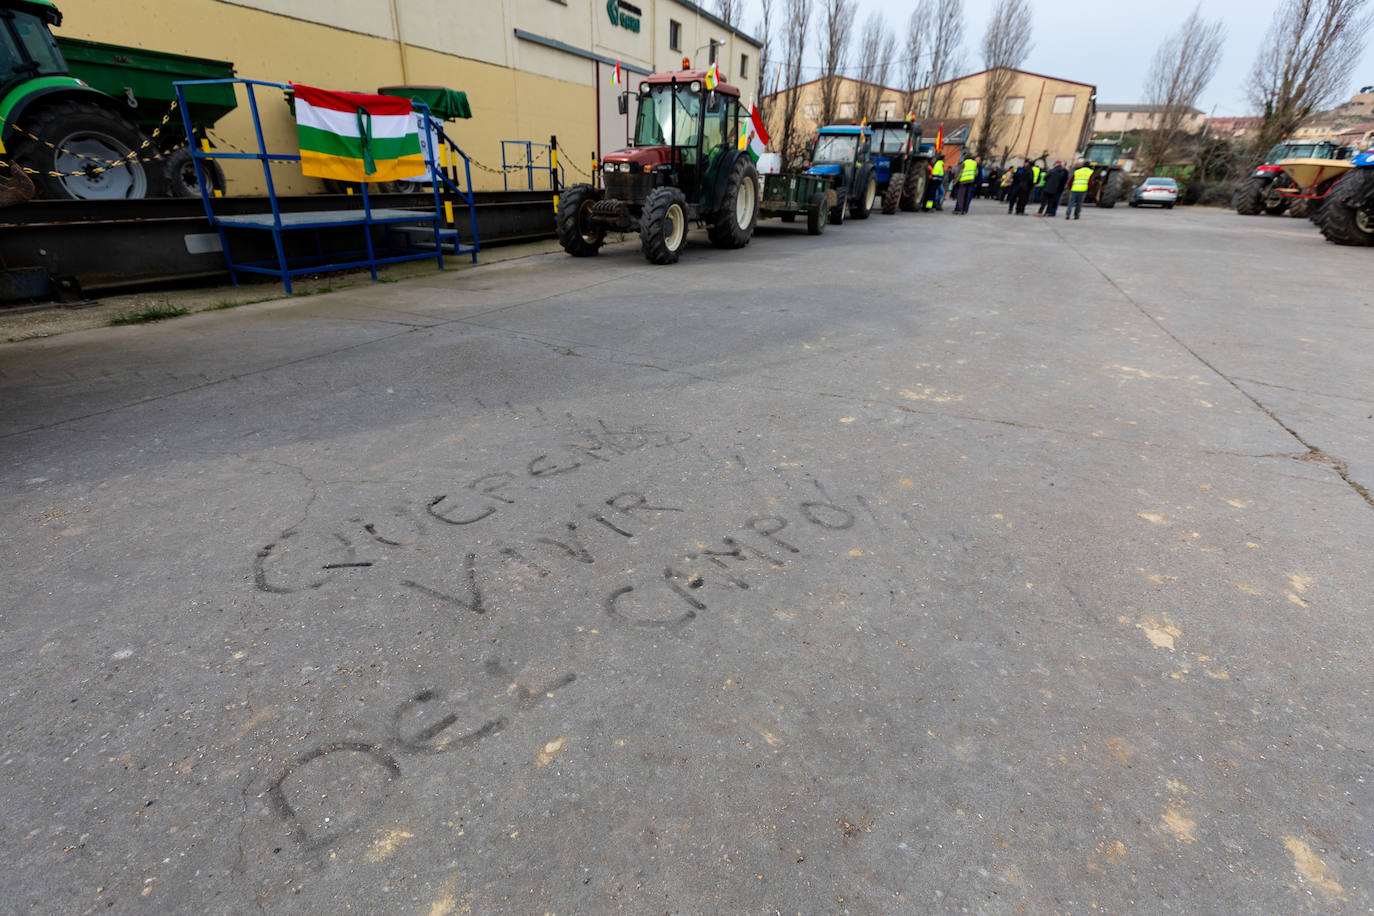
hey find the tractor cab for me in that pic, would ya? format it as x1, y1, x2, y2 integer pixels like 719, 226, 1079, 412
601, 69, 746, 213
803, 125, 878, 220
1083, 140, 1122, 167
0, 1, 71, 97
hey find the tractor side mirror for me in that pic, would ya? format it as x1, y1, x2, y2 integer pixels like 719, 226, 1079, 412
618, 94, 628, 116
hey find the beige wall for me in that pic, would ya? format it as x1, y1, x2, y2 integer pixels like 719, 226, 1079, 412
52, 0, 758, 194
913, 70, 1094, 165
1093, 109, 1206, 134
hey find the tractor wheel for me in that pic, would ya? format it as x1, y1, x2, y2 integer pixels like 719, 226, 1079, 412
640, 187, 689, 264
830, 187, 846, 225
901, 168, 926, 211
807, 191, 827, 235
1235, 175, 1267, 215
556, 184, 606, 257
850, 170, 876, 219
1261, 173, 1294, 215
707, 156, 759, 248
164, 146, 226, 198
1317, 168, 1374, 246
1097, 170, 1124, 208
10, 101, 164, 200
881, 173, 903, 214
1287, 198, 1310, 219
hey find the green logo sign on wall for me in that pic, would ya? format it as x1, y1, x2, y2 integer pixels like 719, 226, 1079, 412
607, 0, 641, 33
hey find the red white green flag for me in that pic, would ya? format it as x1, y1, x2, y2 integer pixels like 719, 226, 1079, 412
292, 84, 423, 183
737, 100, 770, 162
704, 61, 720, 90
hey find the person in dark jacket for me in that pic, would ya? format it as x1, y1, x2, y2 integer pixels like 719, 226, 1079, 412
1039, 160, 1069, 217
1008, 159, 1033, 214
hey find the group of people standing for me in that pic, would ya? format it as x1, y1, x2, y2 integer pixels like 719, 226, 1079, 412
942, 155, 1096, 220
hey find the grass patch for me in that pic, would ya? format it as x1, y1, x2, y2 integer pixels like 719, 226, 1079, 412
109, 305, 189, 325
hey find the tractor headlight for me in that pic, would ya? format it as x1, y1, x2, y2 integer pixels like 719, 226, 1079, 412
603, 162, 615, 172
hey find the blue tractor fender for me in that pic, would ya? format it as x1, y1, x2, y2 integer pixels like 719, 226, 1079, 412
1351, 149, 1374, 168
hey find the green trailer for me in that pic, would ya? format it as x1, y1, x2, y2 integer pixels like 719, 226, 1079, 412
759, 171, 832, 235
1, 0, 237, 199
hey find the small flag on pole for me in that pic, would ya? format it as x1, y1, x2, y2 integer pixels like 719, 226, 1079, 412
737, 99, 770, 162
906, 110, 915, 122
612, 60, 622, 85
704, 61, 720, 90
934, 123, 944, 150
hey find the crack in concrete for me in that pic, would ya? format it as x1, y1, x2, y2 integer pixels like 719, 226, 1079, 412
1053, 224, 1374, 509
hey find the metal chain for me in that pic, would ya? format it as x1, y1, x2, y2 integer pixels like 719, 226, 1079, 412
0, 98, 181, 178
556, 142, 594, 179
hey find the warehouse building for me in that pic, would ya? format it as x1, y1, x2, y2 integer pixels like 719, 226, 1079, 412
52, 0, 762, 194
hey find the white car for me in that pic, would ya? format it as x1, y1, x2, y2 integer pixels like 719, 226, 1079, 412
1131, 177, 1179, 209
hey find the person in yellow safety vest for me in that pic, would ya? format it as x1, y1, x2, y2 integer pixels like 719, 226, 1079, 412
1031, 162, 1044, 206
926, 157, 946, 210
1066, 161, 1095, 220
953, 154, 978, 214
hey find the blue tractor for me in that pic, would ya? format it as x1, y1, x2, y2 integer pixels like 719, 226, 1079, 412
1317, 148, 1374, 245
805, 124, 877, 223
868, 118, 932, 214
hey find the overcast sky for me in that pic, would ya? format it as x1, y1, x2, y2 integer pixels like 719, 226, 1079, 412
740, 0, 1374, 115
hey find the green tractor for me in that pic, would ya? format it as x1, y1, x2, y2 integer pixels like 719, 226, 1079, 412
556, 67, 759, 265
1080, 139, 1126, 207
0, 0, 236, 199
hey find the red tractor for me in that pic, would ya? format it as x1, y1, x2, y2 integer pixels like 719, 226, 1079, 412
556, 67, 759, 265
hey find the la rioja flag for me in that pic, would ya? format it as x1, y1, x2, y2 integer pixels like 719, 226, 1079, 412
292, 84, 424, 183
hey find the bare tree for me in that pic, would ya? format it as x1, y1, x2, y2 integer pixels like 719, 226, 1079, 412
903, 4, 931, 116
854, 12, 895, 120
757, 0, 775, 114
1246, 0, 1373, 158
975, 0, 1032, 159
817, 0, 857, 125
777, 0, 814, 165
1141, 5, 1225, 174
922, 0, 966, 119
715, 0, 744, 26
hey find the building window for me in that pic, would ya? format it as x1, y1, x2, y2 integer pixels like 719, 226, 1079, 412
1052, 94, 1075, 114
839, 101, 855, 119
879, 101, 895, 118
740, 54, 748, 79
960, 97, 981, 116
803, 102, 819, 118
669, 20, 681, 52
1005, 96, 1024, 115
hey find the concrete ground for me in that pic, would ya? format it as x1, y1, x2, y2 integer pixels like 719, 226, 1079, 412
1, 204, 1370, 915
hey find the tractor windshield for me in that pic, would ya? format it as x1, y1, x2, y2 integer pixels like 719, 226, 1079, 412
812, 133, 858, 163
871, 127, 909, 154
634, 84, 701, 147
1, 10, 66, 82
1084, 143, 1118, 166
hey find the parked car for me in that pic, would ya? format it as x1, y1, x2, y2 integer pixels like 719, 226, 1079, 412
1131, 177, 1179, 208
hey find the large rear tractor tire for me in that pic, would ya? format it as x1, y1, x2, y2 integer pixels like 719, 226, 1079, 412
556, 184, 606, 257
881, 172, 903, 214
1097, 170, 1124, 208
1317, 168, 1374, 246
1306, 176, 1341, 225
901, 168, 926, 211
10, 101, 164, 200
164, 146, 226, 198
707, 157, 759, 248
850, 170, 877, 219
807, 191, 827, 235
1235, 175, 1267, 214
640, 187, 690, 264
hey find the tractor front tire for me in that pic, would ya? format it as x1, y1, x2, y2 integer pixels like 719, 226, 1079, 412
881, 173, 903, 214
902, 168, 926, 211
830, 187, 846, 225
640, 187, 690, 264
807, 191, 827, 235
1262, 173, 1294, 215
1317, 168, 1374, 246
707, 157, 759, 248
557, 184, 606, 257
11, 101, 163, 200
1097, 170, 1124, 208
1235, 175, 1267, 215
1307, 176, 1341, 225
850, 170, 877, 219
